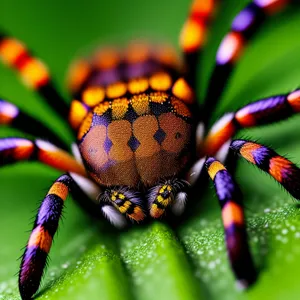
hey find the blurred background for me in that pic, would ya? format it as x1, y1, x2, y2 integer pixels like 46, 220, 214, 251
1, 1, 300, 299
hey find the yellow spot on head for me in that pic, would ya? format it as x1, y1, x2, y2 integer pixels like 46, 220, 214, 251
128, 77, 149, 94
78, 112, 93, 140
171, 97, 191, 118
94, 101, 110, 116
69, 100, 88, 130
83, 86, 105, 107
172, 78, 194, 104
111, 98, 129, 119
131, 94, 150, 115
207, 160, 226, 180
149, 72, 172, 91
149, 92, 168, 104
106, 82, 127, 99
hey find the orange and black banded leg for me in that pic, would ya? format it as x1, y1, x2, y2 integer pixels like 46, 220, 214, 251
201, 89, 300, 157
230, 140, 300, 199
203, 0, 296, 124
0, 98, 68, 149
0, 32, 69, 119
0, 137, 85, 175
180, 0, 218, 88
205, 157, 256, 288
19, 174, 75, 300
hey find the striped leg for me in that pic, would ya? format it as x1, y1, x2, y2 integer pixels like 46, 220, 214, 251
202, 0, 296, 124
201, 89, 300, 156
230, 140, 300, 199
19, 174, 74, 299
0, 98, 68, 149
180, 0, 219, 88
0, 32, 69, 119
0, 137, 85, 176
205, 157, 256, 288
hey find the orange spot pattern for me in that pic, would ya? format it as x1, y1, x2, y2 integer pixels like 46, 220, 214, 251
83, 86, 105, 107
28, 226, 52, 253
222, 201, 244, 229
47, 182, 69, 200
269, 156, 292, 183
240, 142, 262, 164
69, 100, 88, 130
172, 78, 194, 104
0, 38, 49, 89
180, 0, 216, 53
149, 72, 172, 91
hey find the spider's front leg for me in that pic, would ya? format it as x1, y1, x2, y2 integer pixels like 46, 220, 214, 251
0, 98, 68, 149
201, 89, 300, 157
204, 157, 256, 288
19, 174, 74, 299
197, 140, 300, 287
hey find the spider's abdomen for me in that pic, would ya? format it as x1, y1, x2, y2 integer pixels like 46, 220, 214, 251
69, 43, 195, 188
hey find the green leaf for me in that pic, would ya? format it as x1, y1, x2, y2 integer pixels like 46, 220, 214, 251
1, 1, 300, 300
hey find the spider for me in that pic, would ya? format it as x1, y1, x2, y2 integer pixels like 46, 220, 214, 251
1, 0, 300, 299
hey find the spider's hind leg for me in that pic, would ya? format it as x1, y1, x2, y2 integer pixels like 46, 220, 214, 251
202, 0, 297, 124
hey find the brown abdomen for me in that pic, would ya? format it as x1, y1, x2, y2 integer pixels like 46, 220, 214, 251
69, 42, 195, 188
79, 92, 192, 187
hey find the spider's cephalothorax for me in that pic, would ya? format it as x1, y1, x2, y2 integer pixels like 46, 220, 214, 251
1, 0, 300, 299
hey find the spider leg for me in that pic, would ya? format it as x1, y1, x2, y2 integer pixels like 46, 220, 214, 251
0, 137, 85, 176
230, 139, 300, 199
19, 174, 75, 299
204, 157, 256, 288
201, 89, 300, 156
180, 0, 219, 88
0, 98, 68, 149
0, 32, 69, 120
202, 0, 296, 124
